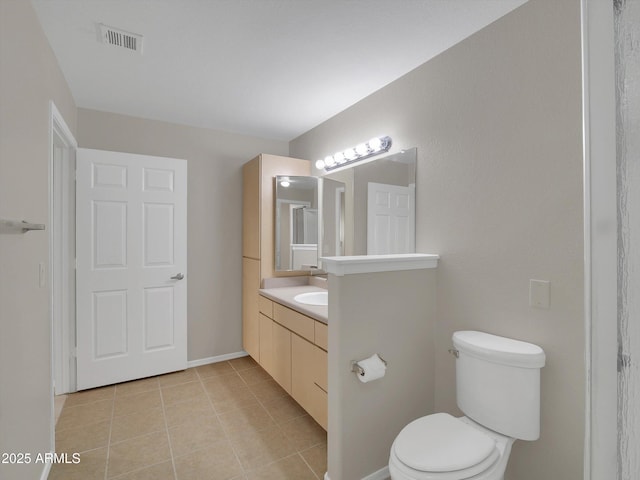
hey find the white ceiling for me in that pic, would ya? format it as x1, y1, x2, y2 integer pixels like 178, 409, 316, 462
32, 0, 527, 141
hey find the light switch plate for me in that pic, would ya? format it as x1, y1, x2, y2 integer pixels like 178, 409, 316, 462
529, 279, 550, 309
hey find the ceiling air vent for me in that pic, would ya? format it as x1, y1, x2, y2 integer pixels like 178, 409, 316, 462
99, 24, 143, 55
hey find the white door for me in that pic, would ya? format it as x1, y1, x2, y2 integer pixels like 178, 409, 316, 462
367, 182, 415, 255
76, 148, 187, 390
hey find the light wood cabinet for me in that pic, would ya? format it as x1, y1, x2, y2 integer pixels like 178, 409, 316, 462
258, 295, 273, 319
242, 257, 261, 360
241, 154, 310, 363
292, 334, 328, 429
314, 346, 328, 392
258, 294, 328, 430
274, 303, 315, 343
315, 321, 328, 351
308, 384, 327, 430
272, 321, 292, 393
242, 157, 260, 260
259, 313, 274, 376
259, 299, 293, 395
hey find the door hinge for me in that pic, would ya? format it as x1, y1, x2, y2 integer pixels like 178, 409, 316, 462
71, 346, 77, 358
618, 348, 631, 372
74, 258, 78, 269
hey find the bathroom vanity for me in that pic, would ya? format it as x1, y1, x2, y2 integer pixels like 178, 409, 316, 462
242, 153, 329, 430
257, 284, 328, 430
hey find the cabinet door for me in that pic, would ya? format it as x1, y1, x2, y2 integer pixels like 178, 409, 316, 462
259, 314, 274, 376
272, 321, 292, 393
242, 257, 260, 360
314, 347, 328, 392
242, 158, 260, 259
292, 334, 327, 430
309, 386, 328, 430
291, 334, 317, 413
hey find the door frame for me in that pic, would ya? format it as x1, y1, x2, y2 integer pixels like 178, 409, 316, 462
335, 186, 345, 255
581, 1, 617, 479
48, 101, 77, 451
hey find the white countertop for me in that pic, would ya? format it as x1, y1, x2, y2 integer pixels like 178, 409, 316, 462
320, 253, 440, 276
259, 285, 328, 324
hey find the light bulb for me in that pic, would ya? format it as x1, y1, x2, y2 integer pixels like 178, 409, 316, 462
333, 152, 345, 164
344, 148, 357, 160
355, 143, 368, 156
315, 159, 325, 169
325, 155, 336, 167
280, 180, 290, 187
368, 137, 382, 152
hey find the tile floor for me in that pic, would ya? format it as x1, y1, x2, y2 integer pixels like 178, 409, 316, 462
50, 356, 327, 480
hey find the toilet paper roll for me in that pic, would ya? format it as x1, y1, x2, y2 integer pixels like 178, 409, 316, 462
356, 354, 387, 383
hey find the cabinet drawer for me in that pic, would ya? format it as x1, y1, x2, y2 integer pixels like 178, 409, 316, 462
273, 303, 314, 343
258, 295, 273, 318
314, 321, 327, 350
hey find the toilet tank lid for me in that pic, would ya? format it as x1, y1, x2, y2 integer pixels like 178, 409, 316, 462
453, 331, 546, 368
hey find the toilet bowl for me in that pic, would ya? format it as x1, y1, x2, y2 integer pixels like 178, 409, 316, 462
388, 331, 545, 480
389, 414, 514, 480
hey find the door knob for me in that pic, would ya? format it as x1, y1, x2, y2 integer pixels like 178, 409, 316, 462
171, 273, 184, 280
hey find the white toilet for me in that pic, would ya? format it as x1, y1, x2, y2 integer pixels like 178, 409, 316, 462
389, 330, 545, 480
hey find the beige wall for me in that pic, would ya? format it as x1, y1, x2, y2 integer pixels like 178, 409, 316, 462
0, 0, 77, 479
77, 109, 289, 361
291, 0, 585, 479
327, 268, 436, 480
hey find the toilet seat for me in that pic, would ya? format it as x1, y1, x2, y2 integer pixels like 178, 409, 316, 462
390, 413, 501, 480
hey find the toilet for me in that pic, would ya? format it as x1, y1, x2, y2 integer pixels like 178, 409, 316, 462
389, 330, 545, 480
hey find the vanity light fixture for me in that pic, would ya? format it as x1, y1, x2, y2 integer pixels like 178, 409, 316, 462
315, 135, 392, 171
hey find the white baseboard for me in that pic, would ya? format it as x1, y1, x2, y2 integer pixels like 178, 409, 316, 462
324, 466, 390, 480
363, 466, 390, 480
187, 351, 248, 368
40, 460, 52, 480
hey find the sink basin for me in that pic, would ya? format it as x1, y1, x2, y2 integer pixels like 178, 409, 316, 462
294, 291, 328, 306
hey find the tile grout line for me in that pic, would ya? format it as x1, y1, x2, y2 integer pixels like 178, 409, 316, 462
158, 379, 179, 480
104, 385, 117, 480
235, 363, 294, 443
243, 373, 324, 456
58, 363, 323, 479
108, 459, 175, 480
298, 448, 323, 480
233, 362, 323, 477
196, 363, 249, 477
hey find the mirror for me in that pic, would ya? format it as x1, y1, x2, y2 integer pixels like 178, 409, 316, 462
273, 149, 414, 271
325, 147, 416, 255
274, 175, 346, 272
275, 176, 318, 271
318, 176, 346, 263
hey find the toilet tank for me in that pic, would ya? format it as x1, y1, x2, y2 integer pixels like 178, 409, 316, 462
453, 331, 546, 441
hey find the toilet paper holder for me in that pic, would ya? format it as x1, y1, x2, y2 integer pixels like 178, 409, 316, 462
351, 354, 388, 376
